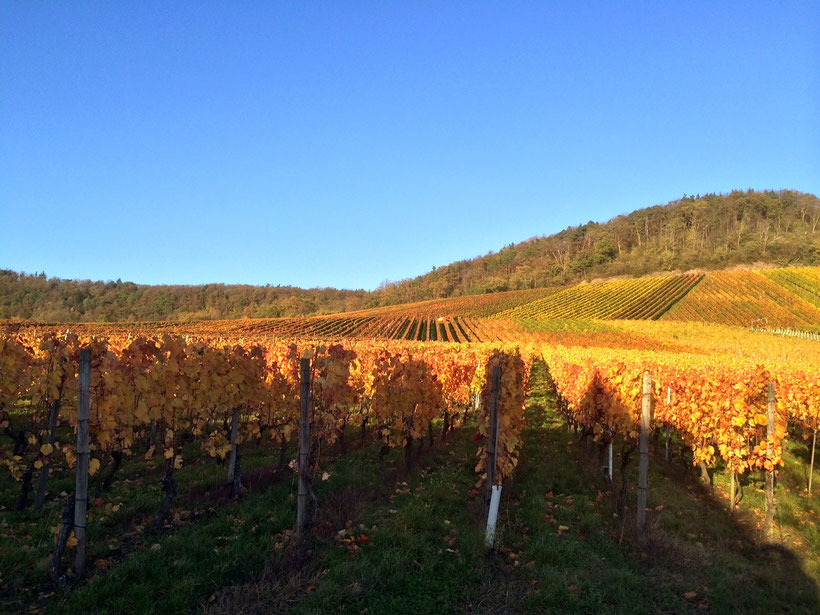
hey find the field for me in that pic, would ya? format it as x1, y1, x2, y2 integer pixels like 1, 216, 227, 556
1, 265, 820, 614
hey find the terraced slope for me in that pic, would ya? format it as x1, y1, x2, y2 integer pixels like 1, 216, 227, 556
761, 267, 820, 310
495, 273, 702, 320
662, 270, 820, 327
342, 286, 561, 318
14, 314, 528, 343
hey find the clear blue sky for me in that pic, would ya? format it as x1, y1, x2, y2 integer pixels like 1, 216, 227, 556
2, 2, 818, 290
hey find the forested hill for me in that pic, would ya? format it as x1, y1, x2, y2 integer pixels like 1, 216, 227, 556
2, 189, 819, 322
377, 189, 820, 304
0, 275, 372, 322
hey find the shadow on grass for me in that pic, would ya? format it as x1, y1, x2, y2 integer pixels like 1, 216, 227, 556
203, 421, 491, 615
498, 359, 819, 614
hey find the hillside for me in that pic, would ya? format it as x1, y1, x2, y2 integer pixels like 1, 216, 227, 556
2, 189, 818, 322
378, 189, 820, 303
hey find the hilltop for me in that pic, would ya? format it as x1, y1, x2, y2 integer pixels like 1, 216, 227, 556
2, 189, 818, 322
378, 189, 820, 303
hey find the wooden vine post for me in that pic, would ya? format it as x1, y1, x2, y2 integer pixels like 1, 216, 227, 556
636, 372, 653, 536
227, 407, 240, 483
73, 348, 91, 576
484, 365, 502, 548
764, 382, 776, 540
484, 366, 501, 509
296, 358, 312, 543
35, 399, 61, 512
809, 419, 817, 497
729, 470, 737, 512
664, 386, 671, 462
607, 439, 614, 482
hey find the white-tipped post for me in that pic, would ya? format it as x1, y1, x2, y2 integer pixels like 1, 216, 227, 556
485, 485, 502, 548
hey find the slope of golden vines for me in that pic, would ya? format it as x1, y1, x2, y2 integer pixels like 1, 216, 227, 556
496, 274, 701, 320
5, 316, 591, 348
542, 344, 818, 477
0, 332, 530, 493
662, 270, 820, 328
333, 286, 561, 318
4, 315, 532, 344
608, 320, 820, 365
0, 287, 561, 345
761, 266, 820, 311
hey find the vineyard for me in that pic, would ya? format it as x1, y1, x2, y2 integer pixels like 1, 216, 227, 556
9, 267, 819, 347
6, 315, 535, 344
762, 267, 820, 310
0, 333, 529, 505
2, 266, 820, 613
661, 270, 820, 328
344, 286, 562, 318
496, 273, 703, 320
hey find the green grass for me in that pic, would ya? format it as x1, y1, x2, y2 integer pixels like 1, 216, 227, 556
3, 361, 819, 614
510, 366, 819, 614
0, 420, 302, 613
283, 361, 819, 614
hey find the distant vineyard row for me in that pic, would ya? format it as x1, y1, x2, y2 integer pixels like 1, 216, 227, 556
761, 267, 820, 310
496, 273, 703, 320
663, 270, 820, 328
344, 286, 561, 318
331, 266, 820, 329
8, 315, 532, 344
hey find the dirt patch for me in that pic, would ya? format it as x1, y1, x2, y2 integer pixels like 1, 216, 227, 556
184, 467, 291, 507
204, 539, 320, 615
314, 484, 378, 541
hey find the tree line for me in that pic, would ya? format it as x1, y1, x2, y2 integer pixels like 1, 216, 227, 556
0, 275, 373, 322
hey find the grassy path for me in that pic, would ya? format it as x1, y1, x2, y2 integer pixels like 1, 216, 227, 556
498, 361, 819, 614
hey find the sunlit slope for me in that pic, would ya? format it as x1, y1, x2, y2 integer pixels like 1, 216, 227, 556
761, 267, 820, 310
495, 273, 702, 320
19, 313, 532, 344
661, 269, 820, 327
344, 286, 561, 318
